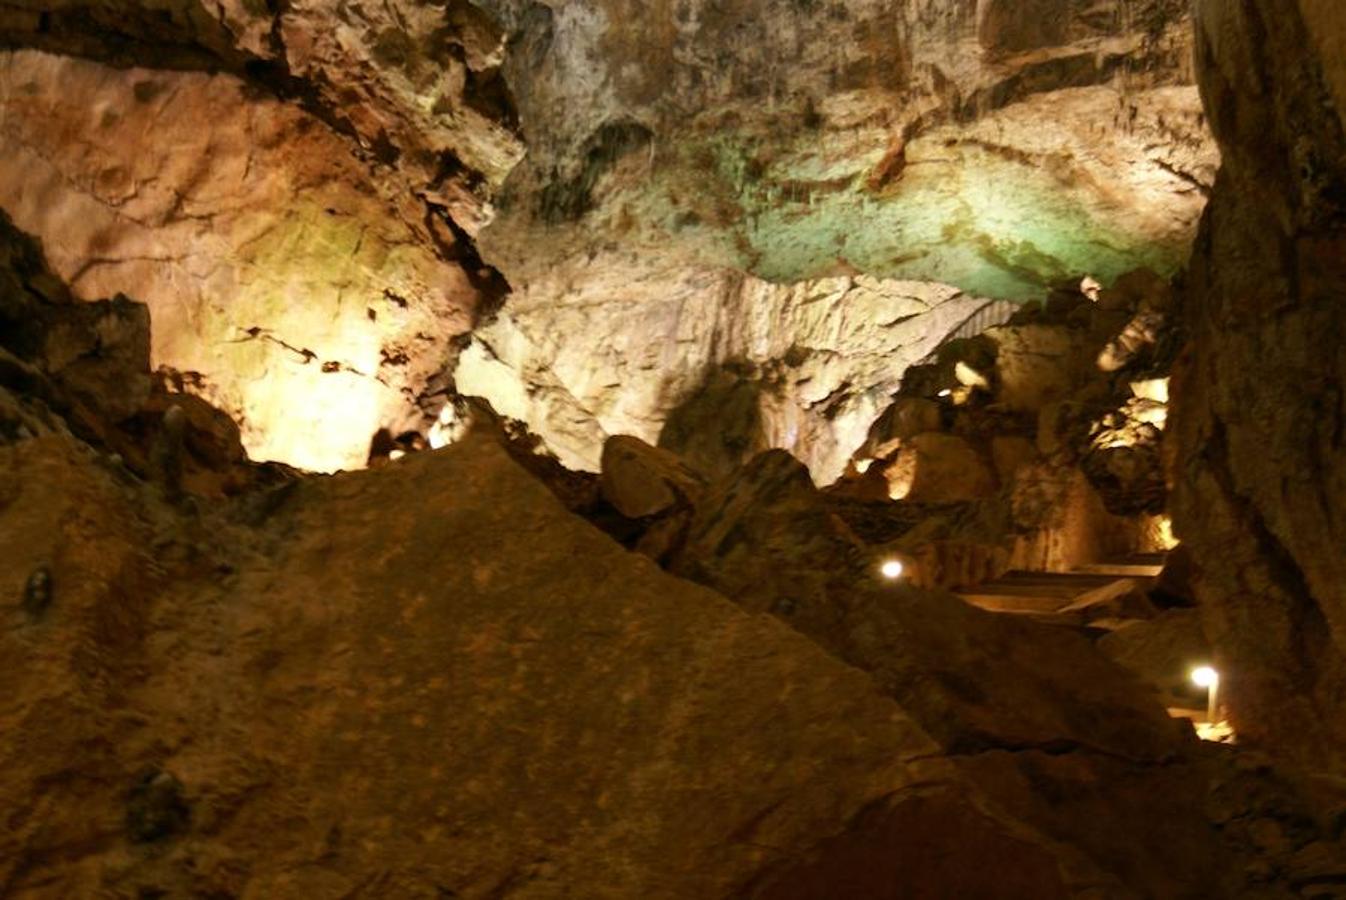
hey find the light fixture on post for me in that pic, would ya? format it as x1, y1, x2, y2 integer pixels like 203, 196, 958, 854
1191, 665, 1220, 723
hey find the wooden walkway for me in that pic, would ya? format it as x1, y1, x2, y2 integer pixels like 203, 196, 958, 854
955, 553, 1165, 627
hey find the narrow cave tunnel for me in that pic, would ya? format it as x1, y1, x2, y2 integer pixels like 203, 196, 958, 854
2, 1, 1346, 897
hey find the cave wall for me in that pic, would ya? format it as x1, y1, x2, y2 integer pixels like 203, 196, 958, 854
0, 51, 484, 472
452, 254, 991, 480
1174, 0, 1346, 771
457, 0, 1216, 477
0, 0, 1218, 475
480, 0, 1214, 299
0, 0, 525, 471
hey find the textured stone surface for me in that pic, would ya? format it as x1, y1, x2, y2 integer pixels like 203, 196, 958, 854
1, 431, 958, 898
0, 208, 276, 499
654, 444, 1339, 897
1172, 0, 1346, 772
826, 278, 1177, 587
441, 1, 1217, 473
883, 431, 997, 503
0, 0, 525, 210
600, 434, 703, 518
0, 50, 485, 473
0, 1, 1220, 482
6, 188, 1346, 900
1100, 609, 1212, 707
669, 449, 1185, 759
455, 260, 990, 480
480, 0, 1215, 298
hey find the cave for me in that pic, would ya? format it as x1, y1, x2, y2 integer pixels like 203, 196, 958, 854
2, 1, 1346, 897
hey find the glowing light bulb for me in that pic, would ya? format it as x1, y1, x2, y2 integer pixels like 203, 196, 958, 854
389, 449, 406, 461
1191, 666, 1218, 688
880, 559, 904, 580
937, 389, 953, 398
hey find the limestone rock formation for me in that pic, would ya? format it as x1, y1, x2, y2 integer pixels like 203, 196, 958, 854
825, 277, 1178, 591
637, 440, 1346, 897
0, 51, 486, 473
454, 265, 991, 479
2, 428, 945, 898
880, 431, 997, 502
8, 0, 1346, 894
9, 200, 1346, 897
1170, 0, 1346, 773
1, 0, 1219, 477
481, 0, 1215, 298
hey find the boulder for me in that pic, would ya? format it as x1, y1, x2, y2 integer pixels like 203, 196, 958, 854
985, 323, 1099, 414
600, 434, 704, 518
0, 433, 950, 898
884, 432, 996, 503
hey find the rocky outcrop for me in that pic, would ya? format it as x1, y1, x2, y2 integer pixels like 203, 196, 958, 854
0, 51, 487, 473
453, 262, 991, 480
0, 0, 525, 209
619, 438, 1346, 897
481, 0, 1215, 298
0, 207, 276, 498
6, 182, 1346, 898
1, 1, 1219, 480
825, 277, 1177, 589
439, 0, 1217, 478
1172, 1, 1346, 773
2, 427, 949, 898
599, 433, 703, 518
20, 413, 1336, 899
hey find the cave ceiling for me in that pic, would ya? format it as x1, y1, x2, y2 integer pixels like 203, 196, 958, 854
0, 0, 1217, 472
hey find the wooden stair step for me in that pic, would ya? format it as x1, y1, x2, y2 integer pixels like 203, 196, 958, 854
965, 584, 1092, 601
1073, 561, 1163, 577
1074, 551, 1166, 576
957, 574, 1145, 617
957, 590, 1079, 612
